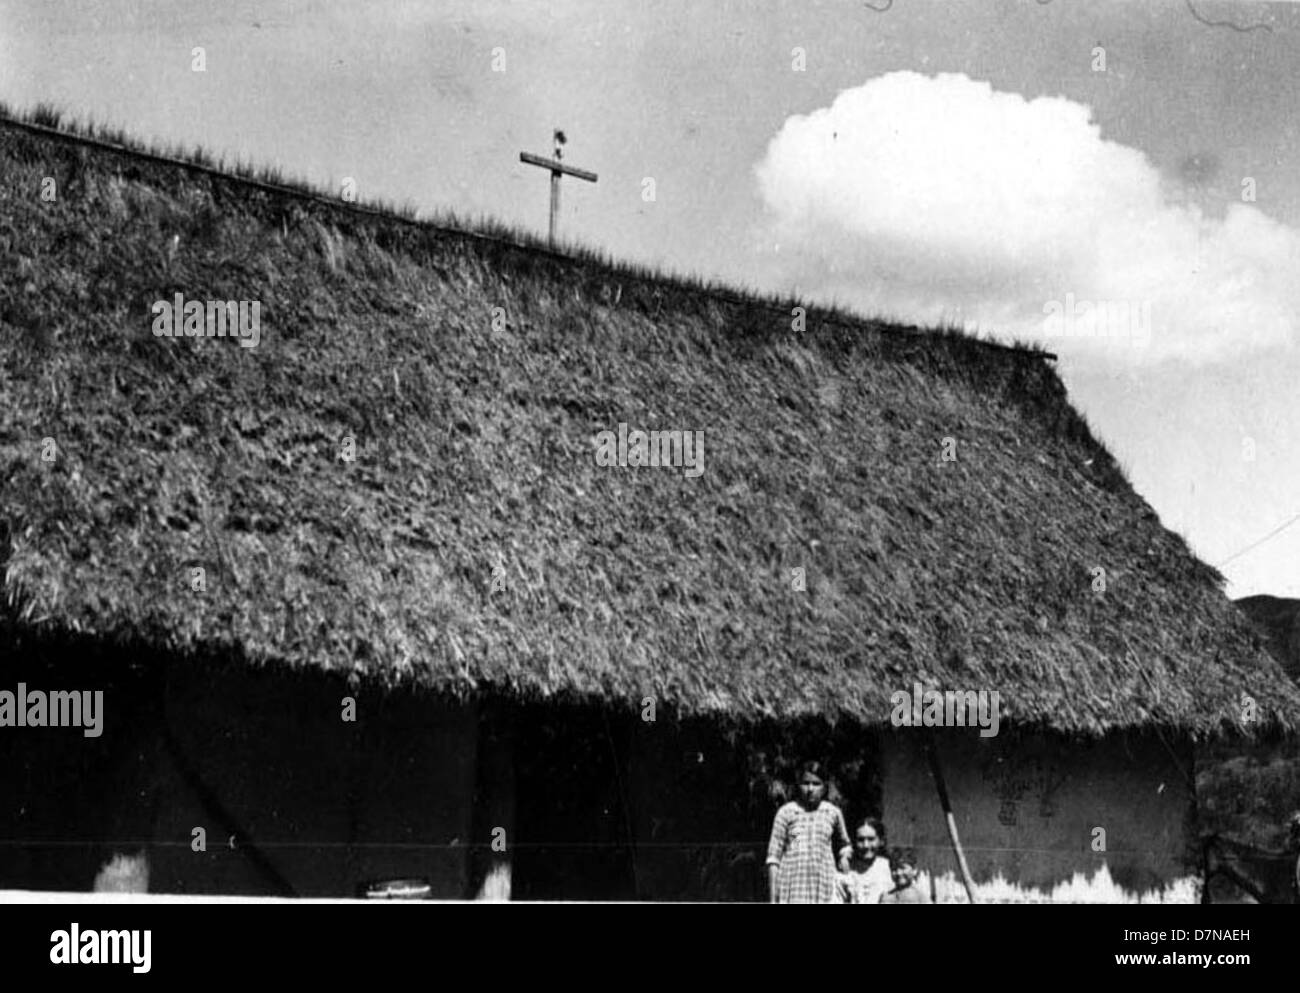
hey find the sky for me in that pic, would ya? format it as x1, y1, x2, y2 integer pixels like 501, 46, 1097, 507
3, 0, 1298, 598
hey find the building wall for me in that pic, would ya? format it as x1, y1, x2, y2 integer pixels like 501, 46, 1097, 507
0, 653, 168, 892
0, 655, 1203, 902
881, 729, 1199, 902
147, 668, 479, 897
0, 656, 481, 898
623, 717, 768, 902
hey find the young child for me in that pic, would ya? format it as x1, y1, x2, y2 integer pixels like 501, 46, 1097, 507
837, 817, 893, 904
766, 760, 850, 904
880, 847, 930, 904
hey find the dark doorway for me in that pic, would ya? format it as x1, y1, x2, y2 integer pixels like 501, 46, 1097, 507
511, 706, 636, 900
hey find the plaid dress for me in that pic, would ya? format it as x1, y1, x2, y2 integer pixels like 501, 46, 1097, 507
766, 801, 849, 904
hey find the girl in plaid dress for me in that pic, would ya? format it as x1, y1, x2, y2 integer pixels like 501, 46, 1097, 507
766, 761, 849, 904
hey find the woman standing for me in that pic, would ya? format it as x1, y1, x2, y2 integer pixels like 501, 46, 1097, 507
765, 760, 849, 904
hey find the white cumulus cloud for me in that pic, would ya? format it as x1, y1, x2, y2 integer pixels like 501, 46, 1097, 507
752, 71, 1300, 364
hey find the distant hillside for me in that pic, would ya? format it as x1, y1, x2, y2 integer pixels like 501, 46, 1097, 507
1200, 593, 1300, 874
1235, 595, 1300, 682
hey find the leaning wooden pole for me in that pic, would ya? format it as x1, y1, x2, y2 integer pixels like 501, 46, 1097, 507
924, 732, 978, 904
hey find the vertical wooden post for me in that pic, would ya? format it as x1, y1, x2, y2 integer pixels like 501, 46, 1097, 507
924, 732, 979, 904
470, 705, 515, 900
549, 170, 561, 248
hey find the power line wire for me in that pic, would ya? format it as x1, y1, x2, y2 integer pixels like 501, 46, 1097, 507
1216, 512, 1300, 568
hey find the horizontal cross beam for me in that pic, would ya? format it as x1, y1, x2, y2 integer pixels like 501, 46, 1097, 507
519, 151, 598, 183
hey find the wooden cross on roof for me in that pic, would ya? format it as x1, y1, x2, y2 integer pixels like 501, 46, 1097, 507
519, 129, 597, 248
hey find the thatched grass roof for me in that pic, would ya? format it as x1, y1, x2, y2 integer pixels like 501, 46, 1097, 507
2, 113, 1297, 738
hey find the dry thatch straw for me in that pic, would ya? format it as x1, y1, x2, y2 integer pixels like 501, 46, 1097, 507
1, 115, 1297, 740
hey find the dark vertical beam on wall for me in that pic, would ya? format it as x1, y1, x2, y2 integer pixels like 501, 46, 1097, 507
1184, 732, 1211, 903
601, 709, 638, 897
468, 700, 515, 900
93, 653, 169, 894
